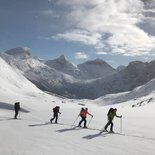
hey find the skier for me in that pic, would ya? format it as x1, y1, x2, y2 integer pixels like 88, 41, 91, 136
50, 106, 61, 124
78, 108, 93, 128
104, 108, 122, 133
14, 102, 20, 119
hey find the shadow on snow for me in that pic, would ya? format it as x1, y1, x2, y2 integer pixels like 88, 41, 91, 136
56, 126, 81, 132
83, 132, 109, 140
0, 102, 29, 112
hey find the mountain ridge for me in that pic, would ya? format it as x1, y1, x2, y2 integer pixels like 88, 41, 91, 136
1, 47, 155, 99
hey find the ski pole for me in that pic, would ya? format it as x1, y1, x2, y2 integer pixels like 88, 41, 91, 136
58, 113, 61, 121
59, 113, 61, 117
120, 117, 122, 133
72, 115, 79, 126
18, 110, 21, 120
87, 116, 93, 127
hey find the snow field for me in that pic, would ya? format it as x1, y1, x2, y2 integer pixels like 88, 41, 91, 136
0, 101, 155, 155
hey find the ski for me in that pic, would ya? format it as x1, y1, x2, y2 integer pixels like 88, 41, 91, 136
73, 126, 102, 131
108, 132, 125, 136
96, 129, 125, 136
45, 122, 125, 135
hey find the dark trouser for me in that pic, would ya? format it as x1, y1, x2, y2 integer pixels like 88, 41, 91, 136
78, 116, 87, 127
50, 113, 58, 123
104, 120, 113, 131
14, 110, 19, 119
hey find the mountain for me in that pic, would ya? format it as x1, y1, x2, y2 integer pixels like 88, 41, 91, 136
0, 48, 78, 98
95, 77, 155, 105
4, 47, 31, 59
66, 60, 155, 99
0, 56, 55, 109
0, 55, 155, 155
116, 65, 126, 72
45, 56, 116, 80
77, 59, 116, 80
45, 55, 81, 78
1, 47, 155, 99
0, 47, 118, 99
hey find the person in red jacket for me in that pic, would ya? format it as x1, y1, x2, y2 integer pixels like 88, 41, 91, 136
78, 108, 93, 128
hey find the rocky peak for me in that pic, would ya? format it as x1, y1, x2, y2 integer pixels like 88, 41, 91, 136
5, 47, 31, 59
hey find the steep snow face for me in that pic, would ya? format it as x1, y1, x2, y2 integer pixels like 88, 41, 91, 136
0, 50, 78, 98
78, 59, 116, 80
45, 55, 81, 78
0, 56, 69, 111
0, 57, 49, 108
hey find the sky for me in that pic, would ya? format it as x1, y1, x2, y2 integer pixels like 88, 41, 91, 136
0, 0, 155, 68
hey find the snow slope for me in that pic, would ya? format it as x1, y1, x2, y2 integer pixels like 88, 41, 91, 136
0, 57, 67, 110
0, 96, 155, 155
0, 56, 155, 155
95, 78, 155, 105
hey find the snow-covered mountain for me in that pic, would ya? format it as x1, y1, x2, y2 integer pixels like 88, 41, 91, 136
4, 47, 31, 59
75, 60, 155, 99
0, 57, 58, 110
0, 47, 117, 98
0, 46, 155, 155
1, 53, 155, 155
0, 47, 79, 97
45, 55, 81, 78
1, 47, 155, 99
45, 56, 116, 80
77, 59, 116, 80
95, 77, 155, 105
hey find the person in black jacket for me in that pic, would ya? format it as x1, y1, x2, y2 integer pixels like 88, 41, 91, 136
50, 106, 61, 123
14, 102, 20, 119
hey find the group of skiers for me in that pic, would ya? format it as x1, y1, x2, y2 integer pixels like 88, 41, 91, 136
14, 103, 122, 132
48, 106, 122, 132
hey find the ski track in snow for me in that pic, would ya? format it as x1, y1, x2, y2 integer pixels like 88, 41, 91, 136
0, 109, 155, 155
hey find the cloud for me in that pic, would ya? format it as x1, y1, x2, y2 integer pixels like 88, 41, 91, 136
75, 52, 89, 59
53, 29, 104, 48
52, 0, 155, 57
96, 51, 107, 55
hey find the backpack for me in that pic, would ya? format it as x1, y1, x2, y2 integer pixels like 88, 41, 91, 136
107, 108, 113, 116
53, 106, 59, 113
14, 102, 20, 110
80, 108, 85, 117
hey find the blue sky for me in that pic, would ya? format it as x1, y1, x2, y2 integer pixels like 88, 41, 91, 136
0, 0, 155, 68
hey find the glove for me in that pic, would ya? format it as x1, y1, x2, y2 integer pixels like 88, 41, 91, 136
91, 115, 93, 118
120, 115, 122, 118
